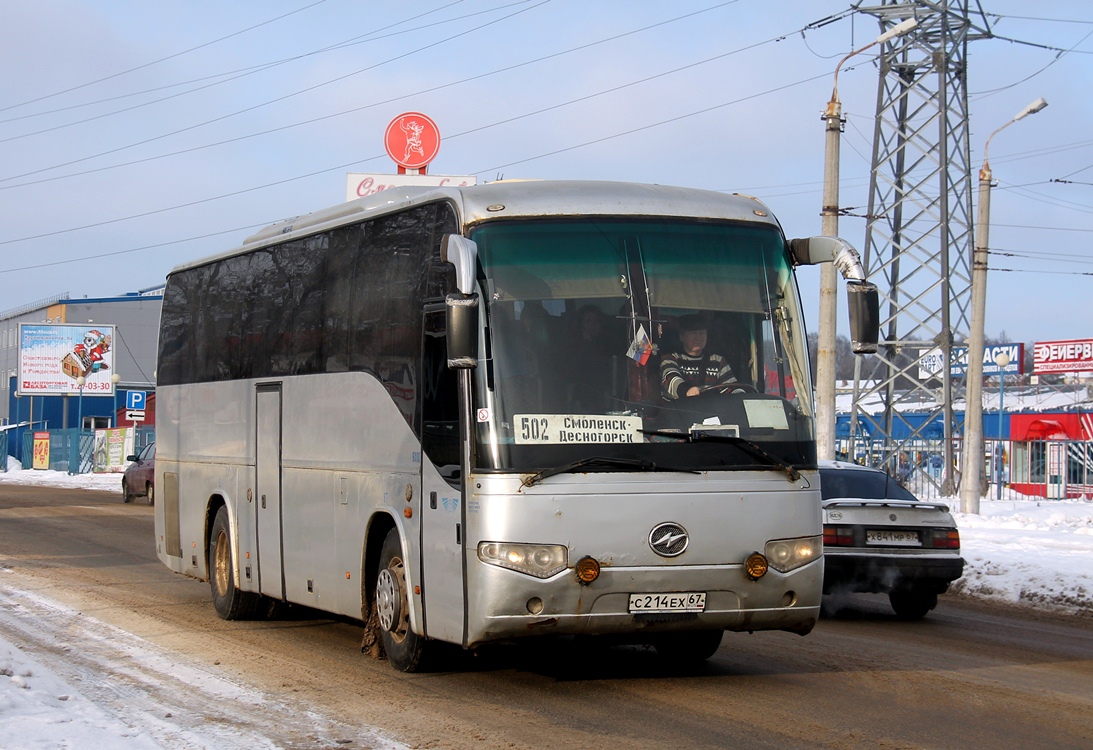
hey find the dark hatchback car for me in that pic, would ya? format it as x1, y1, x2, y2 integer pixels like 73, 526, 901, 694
122, 442, 155, 505
819, 460, 964, 619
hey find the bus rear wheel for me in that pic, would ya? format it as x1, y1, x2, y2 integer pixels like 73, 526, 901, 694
375, 528, 428, 672
209, 506, 261, 620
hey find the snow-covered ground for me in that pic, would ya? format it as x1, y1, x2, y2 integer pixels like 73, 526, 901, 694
1, 461, 1091, 748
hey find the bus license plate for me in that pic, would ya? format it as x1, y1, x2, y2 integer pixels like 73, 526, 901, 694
866, 529, 921, 546
628, 592, 706, 613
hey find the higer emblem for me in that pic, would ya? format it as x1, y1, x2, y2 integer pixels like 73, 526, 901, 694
649, 522, 689, 558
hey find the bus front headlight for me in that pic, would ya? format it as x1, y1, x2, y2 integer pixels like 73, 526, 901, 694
764, 535, 822, 574
478, 542, 568, 579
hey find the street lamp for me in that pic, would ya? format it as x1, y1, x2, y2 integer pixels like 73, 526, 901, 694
994, 351, 1011, 500
817, 17, 918, 460
960, 98, 1048, 514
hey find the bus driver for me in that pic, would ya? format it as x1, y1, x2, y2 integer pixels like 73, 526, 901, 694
660, 314, 738, 399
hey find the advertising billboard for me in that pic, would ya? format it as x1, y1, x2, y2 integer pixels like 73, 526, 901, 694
17, 323, 117, 396
1034, 339, 1093, 375
917, 343, 1024, 380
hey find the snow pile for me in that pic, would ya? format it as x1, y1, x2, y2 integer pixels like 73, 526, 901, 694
952, 498, 1093, 612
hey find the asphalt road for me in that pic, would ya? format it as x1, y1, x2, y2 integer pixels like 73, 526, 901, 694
2, 483, 1091, 749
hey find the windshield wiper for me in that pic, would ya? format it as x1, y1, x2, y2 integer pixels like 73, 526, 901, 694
639, 430, 802, 483
521, 456, 700, 488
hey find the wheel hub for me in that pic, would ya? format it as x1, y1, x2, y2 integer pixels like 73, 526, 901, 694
375, 568, 402, 633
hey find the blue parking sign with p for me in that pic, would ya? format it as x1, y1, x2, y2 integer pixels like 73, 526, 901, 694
126, 391, 146, 410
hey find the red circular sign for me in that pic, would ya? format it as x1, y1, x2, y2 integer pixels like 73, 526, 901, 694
384, 112, 441, 170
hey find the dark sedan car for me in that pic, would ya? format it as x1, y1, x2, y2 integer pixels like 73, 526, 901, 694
820, 460, 964, 619
122, 442, 155, 505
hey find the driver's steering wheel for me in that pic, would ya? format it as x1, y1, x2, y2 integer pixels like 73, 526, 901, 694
705, 382, 757, 395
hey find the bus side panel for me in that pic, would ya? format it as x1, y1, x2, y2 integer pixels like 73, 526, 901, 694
462, 471, 822, 646
155, 381, 255, 584
277, 373, 424, 621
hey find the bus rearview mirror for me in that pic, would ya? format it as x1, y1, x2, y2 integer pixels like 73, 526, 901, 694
847, 281, 879, 355
446, 293, 479, 368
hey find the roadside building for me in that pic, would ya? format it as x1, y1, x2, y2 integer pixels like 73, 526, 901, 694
2, 289, 161, 462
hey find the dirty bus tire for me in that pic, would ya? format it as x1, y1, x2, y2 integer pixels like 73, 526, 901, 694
653, 630, 724, 662
209, 505, 262, 620
375, 528, 429, 672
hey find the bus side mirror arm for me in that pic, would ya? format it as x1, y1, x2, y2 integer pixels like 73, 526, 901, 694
789, 236, 879, 355
442, 234, 478, 295
441, 234, 480, 368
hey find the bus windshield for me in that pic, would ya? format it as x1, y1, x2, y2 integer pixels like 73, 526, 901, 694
470, 217, 815, 473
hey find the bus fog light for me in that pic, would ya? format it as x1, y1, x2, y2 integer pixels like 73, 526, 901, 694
527, 597, 544, 615
744, 552, 768, 580
478, 542, 567, 579
575, 556, 600, 585
764, 535, 822, 574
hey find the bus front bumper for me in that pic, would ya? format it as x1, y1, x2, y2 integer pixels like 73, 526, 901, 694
462, 557, 822, 647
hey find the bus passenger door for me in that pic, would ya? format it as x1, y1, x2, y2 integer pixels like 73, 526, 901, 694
255, 383, 285, 600
419, 308, 466, 644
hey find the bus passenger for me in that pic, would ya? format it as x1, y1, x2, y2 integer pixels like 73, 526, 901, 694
569, 305, 615, 411
660, 314, 737, 399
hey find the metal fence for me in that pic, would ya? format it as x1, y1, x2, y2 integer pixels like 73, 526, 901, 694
19, 428, 155, 474
836, 437, 1093, 502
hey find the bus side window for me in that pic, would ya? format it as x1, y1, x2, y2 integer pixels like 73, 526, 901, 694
421, 310, 460, 483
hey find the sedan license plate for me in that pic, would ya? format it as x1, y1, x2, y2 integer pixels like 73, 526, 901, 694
628, 592, 706, 613
866, 529, 921, 546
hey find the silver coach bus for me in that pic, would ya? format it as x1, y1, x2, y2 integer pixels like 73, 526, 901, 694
154, 180, 878, 671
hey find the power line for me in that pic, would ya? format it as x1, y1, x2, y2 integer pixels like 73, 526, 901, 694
994, 223, 1093, 233
0, 222, 268, 275
6, 4, 1090, 282
992, 266, 1093, 277
0, 50, 829, 248
0, 1, 328, 115
0, 1, 746, 192
472, 70, 829, 176
991, 249, 1093, 265
0, 0, 512, 130
0, 155, 380, 247
0, 0, 550, 183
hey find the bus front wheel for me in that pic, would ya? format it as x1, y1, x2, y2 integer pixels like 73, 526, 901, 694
209, 506, 261, 620
374, 528, 428, 672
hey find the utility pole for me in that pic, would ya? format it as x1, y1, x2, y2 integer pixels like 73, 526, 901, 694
960, 97, 1047, 514
817, 18, 918, 461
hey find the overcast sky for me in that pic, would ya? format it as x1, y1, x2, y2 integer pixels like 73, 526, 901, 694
2, 1, 1090, 345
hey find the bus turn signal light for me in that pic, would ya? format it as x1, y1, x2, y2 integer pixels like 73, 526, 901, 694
745, 552, 768, 580
575, 556, 600, 584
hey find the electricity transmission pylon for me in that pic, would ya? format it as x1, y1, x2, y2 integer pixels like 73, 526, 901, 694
847, 1, 991, 494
